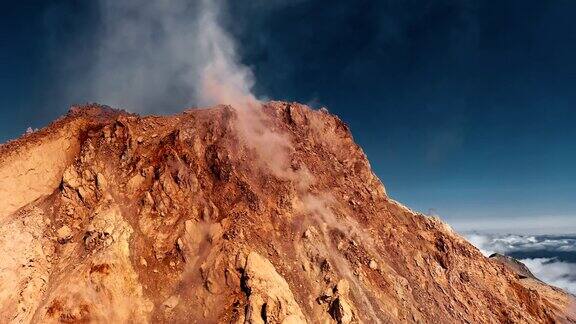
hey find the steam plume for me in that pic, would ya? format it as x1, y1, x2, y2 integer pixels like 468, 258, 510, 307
196, 0, 258, 108
75, 0, 258, 113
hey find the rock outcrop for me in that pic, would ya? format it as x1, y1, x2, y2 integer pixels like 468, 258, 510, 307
239, 252, 307, 324
489, 253, 537, 279
0, 102, 574, 323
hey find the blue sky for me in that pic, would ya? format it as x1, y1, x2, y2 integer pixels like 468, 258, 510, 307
1, 0, 575, 232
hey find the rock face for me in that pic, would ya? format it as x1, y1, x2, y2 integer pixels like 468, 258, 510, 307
240, 252, 307, 323
0, 102, 574, 323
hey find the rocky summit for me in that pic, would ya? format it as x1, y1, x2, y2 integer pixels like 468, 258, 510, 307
0, 101, 574, 323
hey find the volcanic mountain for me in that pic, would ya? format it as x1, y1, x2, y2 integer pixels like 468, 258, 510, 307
0, 102, 574, 323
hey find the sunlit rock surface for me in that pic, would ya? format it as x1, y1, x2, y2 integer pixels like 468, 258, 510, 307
0, 102, 574, 323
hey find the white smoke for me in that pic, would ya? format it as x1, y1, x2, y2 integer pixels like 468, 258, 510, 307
196, 0, 258, 108
68, 0, 258, 113
78, 0, 295, 173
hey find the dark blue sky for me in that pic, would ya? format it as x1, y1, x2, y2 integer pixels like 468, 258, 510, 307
2, 0, 575, 232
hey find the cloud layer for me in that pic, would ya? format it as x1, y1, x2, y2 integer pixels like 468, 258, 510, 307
465, 232, 576, 294
521, 258, 576, 295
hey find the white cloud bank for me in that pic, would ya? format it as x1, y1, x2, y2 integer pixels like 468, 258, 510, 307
465, 232, 576, 295
521, 258, 576, 295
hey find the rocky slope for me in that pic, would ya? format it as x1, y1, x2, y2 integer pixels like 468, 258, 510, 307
0, 102, 574, 323
489, 253, 537, 280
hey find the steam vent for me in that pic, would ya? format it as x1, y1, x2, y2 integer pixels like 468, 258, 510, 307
0, 101, 574, 323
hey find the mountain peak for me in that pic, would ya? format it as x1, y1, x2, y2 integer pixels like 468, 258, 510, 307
0, 101, 573, 323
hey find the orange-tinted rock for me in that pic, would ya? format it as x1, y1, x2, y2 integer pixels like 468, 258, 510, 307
0, 102, 573, 323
